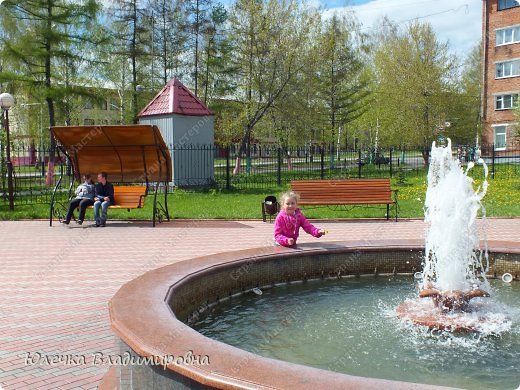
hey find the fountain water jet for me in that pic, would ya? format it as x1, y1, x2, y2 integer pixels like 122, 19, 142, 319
396, 139, 508, 331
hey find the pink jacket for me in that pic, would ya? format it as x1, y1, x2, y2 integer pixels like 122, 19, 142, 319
274, 208, 321, 246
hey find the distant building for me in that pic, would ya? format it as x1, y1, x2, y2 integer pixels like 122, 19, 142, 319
80, 94, 122, 126
482, 0, 520, 148
138, 78, 215, 187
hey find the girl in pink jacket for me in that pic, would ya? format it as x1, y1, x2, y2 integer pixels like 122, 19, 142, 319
274, 191, 325, 247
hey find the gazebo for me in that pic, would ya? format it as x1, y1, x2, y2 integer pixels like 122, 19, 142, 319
49, 124, 172, 227
138, 78, 214, 186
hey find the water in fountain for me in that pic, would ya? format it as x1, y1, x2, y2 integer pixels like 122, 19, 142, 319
397, 139, 513, 332
421, 138, 489, 294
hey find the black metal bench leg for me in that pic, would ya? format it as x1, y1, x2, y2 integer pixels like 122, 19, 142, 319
386, 204, 389, 220
394, 191, 399, 222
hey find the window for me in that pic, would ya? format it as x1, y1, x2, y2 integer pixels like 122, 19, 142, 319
496, 26, 520, 45
495, 93, 519, 109
498, 0, 520, 10
83, 118, 95, 125
84, 100, 94, 110
110, 98, 119, 111
496, 60, 520, 78
493, 125, 507, 149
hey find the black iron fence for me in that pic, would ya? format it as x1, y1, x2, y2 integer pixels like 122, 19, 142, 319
1, 142, 519, 206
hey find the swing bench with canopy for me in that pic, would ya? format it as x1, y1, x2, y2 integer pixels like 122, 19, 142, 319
49, 124, 172, 227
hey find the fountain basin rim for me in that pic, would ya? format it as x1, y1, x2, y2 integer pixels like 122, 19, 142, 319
108, 239, 519, 390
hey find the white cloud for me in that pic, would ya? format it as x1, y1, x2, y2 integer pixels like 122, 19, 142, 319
323, 0, 481, 57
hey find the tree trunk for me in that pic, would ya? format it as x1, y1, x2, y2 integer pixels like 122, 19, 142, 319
194, 0, 200, 96
45, 4, 56, 186
233, 156, 241, 175
45, 96, 56, 186
421, 148, 430, 167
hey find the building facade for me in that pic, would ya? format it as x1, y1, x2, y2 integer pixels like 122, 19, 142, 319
482, 0, 520, 149
80, 95, 122, 126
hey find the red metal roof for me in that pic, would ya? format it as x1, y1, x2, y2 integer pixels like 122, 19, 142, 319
138, 78, 213, 117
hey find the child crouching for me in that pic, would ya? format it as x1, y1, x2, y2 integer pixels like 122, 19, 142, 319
274, 191, 325, 247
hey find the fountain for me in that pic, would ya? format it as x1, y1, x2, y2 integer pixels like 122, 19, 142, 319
396, 139, 510, 332
107, 140, 519, 389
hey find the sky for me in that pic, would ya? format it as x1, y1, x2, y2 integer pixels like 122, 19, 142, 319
101, 0, 482, 59
320, 0, 482, 58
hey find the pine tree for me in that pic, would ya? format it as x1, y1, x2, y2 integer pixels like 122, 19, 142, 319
107, 0, 152, 123
314, 14, 370, 145
199, 3, 238, 105
183, 0, 213, 96
149, 0, 188, 87
0, 0, 102, 184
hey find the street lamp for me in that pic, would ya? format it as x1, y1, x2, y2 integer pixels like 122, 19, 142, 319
0, 92, 15, 210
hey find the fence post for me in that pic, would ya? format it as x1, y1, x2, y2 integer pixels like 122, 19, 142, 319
491, 143, 495, 179
389, 148, 393, 178
226, 145, 231, 190
277, 147, 282, 186
358, 150, 362, 178
320, 146, 325, 179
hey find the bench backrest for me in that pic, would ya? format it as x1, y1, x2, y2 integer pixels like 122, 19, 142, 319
290, 179, 393, 205
114, 186, 147, 208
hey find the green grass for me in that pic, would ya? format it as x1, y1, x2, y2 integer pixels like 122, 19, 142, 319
1, 175, 519, 220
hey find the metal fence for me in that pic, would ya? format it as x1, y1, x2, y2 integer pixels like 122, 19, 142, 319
1, 142, 519, 206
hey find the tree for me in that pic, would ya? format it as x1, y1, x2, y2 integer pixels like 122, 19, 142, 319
108, 0, 152, 123
371, 21, 456, 164
228, 0, 319, 173
0, 0, 102, 184
313, 13, 370, 146
149, 0, 188, 87
444, 43, 482, 146
183, 0, 213, 96
199, 4, 238, 105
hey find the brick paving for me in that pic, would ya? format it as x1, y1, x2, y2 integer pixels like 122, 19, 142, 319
0, 218, 519, 390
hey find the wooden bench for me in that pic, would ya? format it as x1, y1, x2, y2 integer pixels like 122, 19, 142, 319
62, 185, 158, 226
290, 179, 398, 221
86, 186, 147, 211
110, 185, 147, 210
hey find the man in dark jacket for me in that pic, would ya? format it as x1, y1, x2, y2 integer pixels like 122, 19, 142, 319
93, 172, 115, 227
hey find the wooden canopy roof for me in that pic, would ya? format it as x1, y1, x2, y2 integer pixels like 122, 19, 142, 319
51, 125, 172, 183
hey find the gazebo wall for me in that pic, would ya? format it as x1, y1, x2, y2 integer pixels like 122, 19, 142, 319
139, 115, 214, 187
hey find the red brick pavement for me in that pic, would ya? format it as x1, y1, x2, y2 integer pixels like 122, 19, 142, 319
0, 218, 519, 389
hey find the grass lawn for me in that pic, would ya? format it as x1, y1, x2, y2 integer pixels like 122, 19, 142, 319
1, 175, 519, 220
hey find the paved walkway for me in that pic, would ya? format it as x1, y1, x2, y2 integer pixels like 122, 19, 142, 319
0, 218, 519, 389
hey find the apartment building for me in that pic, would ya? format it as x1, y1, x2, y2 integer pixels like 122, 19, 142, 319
80, 94, 122, 126
482, 0, 520, 149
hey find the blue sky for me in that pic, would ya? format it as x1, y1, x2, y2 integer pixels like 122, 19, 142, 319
320, 0, 481, 58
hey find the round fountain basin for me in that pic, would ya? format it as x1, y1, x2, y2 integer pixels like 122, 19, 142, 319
193, 277, 519, 390
108, 239, 520, 389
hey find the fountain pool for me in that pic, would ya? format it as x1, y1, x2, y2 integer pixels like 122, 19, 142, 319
192, 276, 520, 389
108, 242, 519, 389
